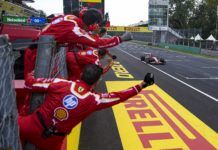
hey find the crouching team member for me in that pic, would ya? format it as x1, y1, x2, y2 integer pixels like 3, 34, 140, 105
18, 64, 154, 150
66, 47, 110, 81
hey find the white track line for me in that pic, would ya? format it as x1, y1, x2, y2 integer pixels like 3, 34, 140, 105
202, 67, 218, 69
185, 77, 218, 80
175, 72, 218, 80
117, 47, 218, 102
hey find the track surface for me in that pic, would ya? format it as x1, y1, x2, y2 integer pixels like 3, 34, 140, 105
78, 42, 218, 150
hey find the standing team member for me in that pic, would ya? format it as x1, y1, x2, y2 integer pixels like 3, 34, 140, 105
40, 8, 133, 50
23, 44, 38, 79
18, 64, 154, 150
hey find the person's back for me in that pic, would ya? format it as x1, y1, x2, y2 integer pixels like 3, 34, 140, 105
36, 79, 99, 134
41, 15, 83, 44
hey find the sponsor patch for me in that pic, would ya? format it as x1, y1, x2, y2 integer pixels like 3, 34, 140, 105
63, 94, 78, 109
54, 107, 69, 121
87, 50, 93, 55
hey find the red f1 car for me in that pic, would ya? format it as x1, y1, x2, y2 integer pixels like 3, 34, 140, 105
140, 53, 166, 65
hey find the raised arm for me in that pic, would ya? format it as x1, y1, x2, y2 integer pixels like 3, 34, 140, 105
68, 23, 133, 49
96, 73, 154, 110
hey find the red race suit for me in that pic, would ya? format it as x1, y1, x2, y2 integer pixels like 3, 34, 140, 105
40, 15, 122, 49
66, 47, 101, 81
24, 47, 37, 80
18, 74, 142, 150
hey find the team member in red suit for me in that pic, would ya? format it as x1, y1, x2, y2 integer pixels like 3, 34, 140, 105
23, 44, 38, 80
66, 47, 109, 81
40, 8, 133, 50
18, 64, 154, 150
19, 44, 38, 115
24, 8, 132, 80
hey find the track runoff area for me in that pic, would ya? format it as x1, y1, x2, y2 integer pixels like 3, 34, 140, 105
62, 42, 218, 150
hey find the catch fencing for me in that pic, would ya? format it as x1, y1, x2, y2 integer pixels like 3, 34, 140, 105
0, 35, 21, 150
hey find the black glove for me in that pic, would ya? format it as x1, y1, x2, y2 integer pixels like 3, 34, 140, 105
112, 55, 117, 60
142, 73, 154, 88
120, 32, 133, 42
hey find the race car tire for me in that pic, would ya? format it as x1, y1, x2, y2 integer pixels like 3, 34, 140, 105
160, 58, 166, 65
140, 56, 145, 61
145, 58, 150, 63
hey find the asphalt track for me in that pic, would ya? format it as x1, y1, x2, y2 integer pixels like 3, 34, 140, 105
71, 42, 218, 150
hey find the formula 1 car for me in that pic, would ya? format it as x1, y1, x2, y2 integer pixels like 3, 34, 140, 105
140, 53, 166, 65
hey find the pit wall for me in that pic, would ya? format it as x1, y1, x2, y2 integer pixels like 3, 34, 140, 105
158, 43, 218, 57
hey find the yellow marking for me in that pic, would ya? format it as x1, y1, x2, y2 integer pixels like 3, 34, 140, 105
149, 93, 195, 140
79, 0, 102, 3
111, 61, 134, 79
106, 81, 218, 150
152, 85, 218, 146
67, 123, 81, 150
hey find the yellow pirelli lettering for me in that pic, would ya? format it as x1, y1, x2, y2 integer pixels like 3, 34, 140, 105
106, 81, 218, 150
111, 61, 134, 79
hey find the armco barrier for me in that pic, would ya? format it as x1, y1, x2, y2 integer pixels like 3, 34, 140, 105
158, 43, 201, 54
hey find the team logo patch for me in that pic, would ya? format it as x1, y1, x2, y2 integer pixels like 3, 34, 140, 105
87, 50, 93, 55
54, 107, 69, 121
78, 86, 84, 93
63, 94, 78, 109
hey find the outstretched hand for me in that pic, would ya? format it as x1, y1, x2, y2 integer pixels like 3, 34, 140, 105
141, 73, 154, 88
120, 32, 133, 42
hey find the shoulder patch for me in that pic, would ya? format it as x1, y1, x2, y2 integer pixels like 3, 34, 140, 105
87, 50, 93, 55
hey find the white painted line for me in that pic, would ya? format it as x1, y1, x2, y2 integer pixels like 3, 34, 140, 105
117, 47, 218, 102
166, 59, 185, 62
175, 72, 186, 78
202, 67, 218, 69
186, 77, 218, 80
175, 72, 218, 80
175, 56, 187, 58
